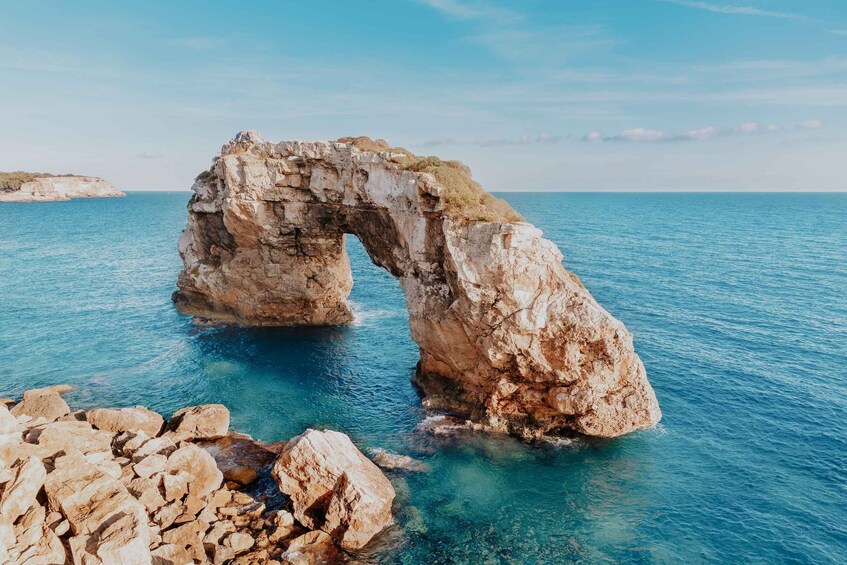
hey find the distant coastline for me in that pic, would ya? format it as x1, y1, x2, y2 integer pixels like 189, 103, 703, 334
0, 171, 124, 202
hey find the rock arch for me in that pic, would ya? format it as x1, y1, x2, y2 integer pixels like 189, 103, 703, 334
174, 131, 661, 438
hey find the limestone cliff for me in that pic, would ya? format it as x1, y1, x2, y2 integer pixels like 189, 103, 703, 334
174, 131, 661, 438
0, 172, 124, 202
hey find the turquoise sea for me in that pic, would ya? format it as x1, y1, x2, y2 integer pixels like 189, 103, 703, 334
1, 192, 845, 563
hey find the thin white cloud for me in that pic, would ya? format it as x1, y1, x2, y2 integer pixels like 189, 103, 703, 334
660, 0, 815, 22
536, 132, 562, 143
829, 29, 847, 36
682, 126, 719, 140
798, 119, 824, 129
585, 121, 789, 143
614, 128, 672, 142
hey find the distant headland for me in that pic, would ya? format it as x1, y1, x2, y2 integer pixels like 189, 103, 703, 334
0, 171, 124, 202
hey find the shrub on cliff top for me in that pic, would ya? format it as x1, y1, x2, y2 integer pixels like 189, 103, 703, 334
337, 137, 524, 223
0, 171, 55, 192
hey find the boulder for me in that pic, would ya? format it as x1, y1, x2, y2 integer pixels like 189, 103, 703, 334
32, 420, 114, 457
167, 404, 229, 441
0, 457, 46, 522
165, 443, 223, 498
10, 390, 70, 422
272, 429, 394, 550
87, 406, 165, 437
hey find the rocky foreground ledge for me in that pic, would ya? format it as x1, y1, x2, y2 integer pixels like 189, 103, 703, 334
0, 172, 124, 202
0, 387, 397, 564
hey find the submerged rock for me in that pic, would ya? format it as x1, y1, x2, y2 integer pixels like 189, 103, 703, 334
173, 131, 661, 438
272, 429, 396, 550
368, 448, 429, 473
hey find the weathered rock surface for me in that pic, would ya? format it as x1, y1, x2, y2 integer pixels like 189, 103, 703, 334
272, 429, 395, 550
0, 174, 124, 202
167, 404, 230, 441
87, 406, 165, 437
0, 388, 396, 562
10, 389, 70, 422
174, 131, 661, 438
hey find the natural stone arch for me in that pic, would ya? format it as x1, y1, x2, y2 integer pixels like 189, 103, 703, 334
174, 131, 661, 438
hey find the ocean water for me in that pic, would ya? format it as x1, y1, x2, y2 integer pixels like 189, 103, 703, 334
1, 192, 845, 563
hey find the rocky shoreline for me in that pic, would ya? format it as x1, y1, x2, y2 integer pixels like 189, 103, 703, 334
0, 386, 400, 564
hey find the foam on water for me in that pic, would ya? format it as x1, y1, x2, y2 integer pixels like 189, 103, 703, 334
1, 191, 845, 563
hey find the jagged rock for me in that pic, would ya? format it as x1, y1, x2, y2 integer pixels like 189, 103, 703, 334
173, 132, 661, 438
92, 512, 151, 564
151, 543, 193, 565
166, 404, 229, 441
132, 435, 178, 461
44, 450, 148, 540
10, 390, 70, 422
161, 520, 205, 549
133, 453, 167, 479
0, 457, 46, 522
281, 530, 337, 565
272, 429, 394, 550
0, 174, 124, 202
8, 521, 65, 564
162, 471, 190, 502
127, 478, 167, 513
87, 406, 165, 437
224, 531, 254, 554
165, 443, 223, 498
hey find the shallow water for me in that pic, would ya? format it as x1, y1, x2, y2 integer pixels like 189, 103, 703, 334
1, 192, 845, 563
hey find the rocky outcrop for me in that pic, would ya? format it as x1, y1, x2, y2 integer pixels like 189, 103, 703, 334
272, 429, 395, 550
0, 389, 397, 563
174, 131, 661, 438
0, 173, 124, 202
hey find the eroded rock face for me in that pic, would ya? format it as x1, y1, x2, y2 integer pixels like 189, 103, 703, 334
174, 131, 661, 438
0, 175, 124, 202
272, 429, 395, 550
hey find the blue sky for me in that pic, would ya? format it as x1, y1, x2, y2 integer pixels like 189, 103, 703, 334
1, 0, 846, 191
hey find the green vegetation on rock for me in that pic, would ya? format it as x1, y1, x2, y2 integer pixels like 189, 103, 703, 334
0, 171, 82, 192
0, 171, 50, 192
337, 136, 524, 223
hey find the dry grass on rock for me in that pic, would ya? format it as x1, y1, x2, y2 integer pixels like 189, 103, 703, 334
337, 136, 524, 223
